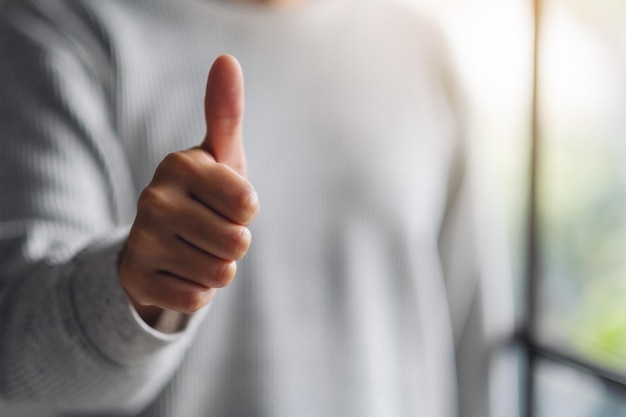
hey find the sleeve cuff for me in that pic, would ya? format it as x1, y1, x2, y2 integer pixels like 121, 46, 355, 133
68, 227, 209, 367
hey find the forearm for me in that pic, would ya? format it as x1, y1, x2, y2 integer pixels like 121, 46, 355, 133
0, 229, 204, 414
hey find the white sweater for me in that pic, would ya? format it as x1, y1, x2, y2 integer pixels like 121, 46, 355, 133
0, 0, 495, 416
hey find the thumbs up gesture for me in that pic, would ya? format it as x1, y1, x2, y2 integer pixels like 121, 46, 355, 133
119, 55, 259, 324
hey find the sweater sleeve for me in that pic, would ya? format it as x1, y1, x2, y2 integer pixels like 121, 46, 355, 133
0, 2, 204, 413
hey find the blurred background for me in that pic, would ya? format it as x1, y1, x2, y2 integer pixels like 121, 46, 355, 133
1, 0, 625, 416
400, 0, 626, 415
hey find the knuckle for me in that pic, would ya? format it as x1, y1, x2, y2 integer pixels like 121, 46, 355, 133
228, 226, 251, 260
231, 184, 259, 223
161, 151, 191, 170
159, 151, 201, 182
137, 187, 173, 220
211, 260, 236, 288
125, 224, 155, 255
179, 290, 211, 314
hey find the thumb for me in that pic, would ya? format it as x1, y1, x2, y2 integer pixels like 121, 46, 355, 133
201, 54, 247, 177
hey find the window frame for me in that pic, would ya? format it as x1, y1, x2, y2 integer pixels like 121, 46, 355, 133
521, 0, 626, 414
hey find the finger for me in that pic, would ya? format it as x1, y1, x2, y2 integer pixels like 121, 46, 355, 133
158, 237, 237, 288
134, 272, 217, 315
201, 54, 246, 176
150, 149, 259, 225
174, 197, 252, 261
183, 149, 258, 225
132, 187, 252, 261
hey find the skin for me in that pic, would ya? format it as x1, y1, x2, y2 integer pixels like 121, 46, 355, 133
119, 0, 310, 326
119, 55, 259, 325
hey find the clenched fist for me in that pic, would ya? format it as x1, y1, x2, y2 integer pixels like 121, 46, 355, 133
119, 55, 259, 324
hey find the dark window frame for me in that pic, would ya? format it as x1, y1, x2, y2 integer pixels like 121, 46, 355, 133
521, 0, 626, 415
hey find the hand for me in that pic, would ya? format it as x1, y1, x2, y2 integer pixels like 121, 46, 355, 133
119, 55, 259, 325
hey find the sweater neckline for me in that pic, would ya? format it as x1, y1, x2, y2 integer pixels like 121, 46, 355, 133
195, 0, 348, 23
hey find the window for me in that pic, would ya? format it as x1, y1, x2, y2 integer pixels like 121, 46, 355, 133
401, 0, 626, 415
525, 0, 626, 415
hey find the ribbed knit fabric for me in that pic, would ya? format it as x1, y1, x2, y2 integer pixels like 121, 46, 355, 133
0, 0, 496, 416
